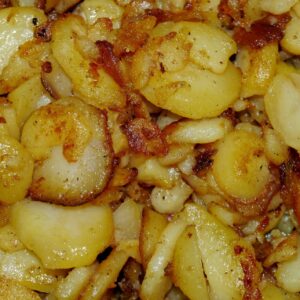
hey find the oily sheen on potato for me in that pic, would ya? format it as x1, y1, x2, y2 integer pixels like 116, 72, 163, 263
10, 199, 113, 269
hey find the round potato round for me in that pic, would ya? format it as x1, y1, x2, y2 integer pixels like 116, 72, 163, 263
21, 97, 113, 205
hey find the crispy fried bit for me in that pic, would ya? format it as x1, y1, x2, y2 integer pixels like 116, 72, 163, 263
122, 118, 168, 156
234, 14, 291, 49
95, 40, 124, 87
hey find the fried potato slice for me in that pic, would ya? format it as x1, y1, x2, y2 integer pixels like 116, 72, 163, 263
0, 249, 62, 292
264, 73, 300, 152
80, 249, 129, 300
172, 226, 209, 300
8, 75, 52, 127
52, 263, 98, 300
183, 203, 262, 300
140, 219, 187, 300
21, 97, 113, 205
212, 129, 271, 200
0, 8, 46, 76
139, 208, 168, 269
10, 199, 113, 269
0, 135, 34, 205
51, 15, 125, 110
131, 21, 241, 119
0, 277, 40, 300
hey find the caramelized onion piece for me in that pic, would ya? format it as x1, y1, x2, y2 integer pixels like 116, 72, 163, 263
21, 97, 113, 205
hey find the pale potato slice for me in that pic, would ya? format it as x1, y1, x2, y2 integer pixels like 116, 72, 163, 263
0, 249, 61, 292
140, 219, 187, 300
264, 73, 300, 151
276, 239, 300, 293
51, 15, 125, 110
164, 117, 232, 144
0, 100, 19, 139
0, 224, 24, 252
183, 203, 261, 300
139, 62, 241, 120
0, 135, 34, 204
212, 129, 271, 200
281, 14, 300, 55
263, 127, 289, 166
78, 0, 124, 27
150, 178, 193, 214
0, 8, 46, 75
21, 97, 113, 205
53, 263, 98, 300
172, 226, 209, 300
0, 277, 40, 300
10, 199, 113, 269
261, 281, 300, 300
131, 20, 241, 119
113, 198, 143, 243
9, 75, 52, 127
0, 40, 50, 95
236, 43, 278, 98
260, 0, 298, 14
80, 249, 129, 300
40, 56, 73, 100
139, 208, 168, 269
150, 21, 237, 74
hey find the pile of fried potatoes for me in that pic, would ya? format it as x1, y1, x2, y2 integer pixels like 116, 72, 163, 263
2, 0, 300, 299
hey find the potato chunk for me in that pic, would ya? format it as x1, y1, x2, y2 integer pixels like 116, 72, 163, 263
10, 199, 113, 269
21, 97, 113, 205
0, 135, 34, 204
51, 15, 125, 110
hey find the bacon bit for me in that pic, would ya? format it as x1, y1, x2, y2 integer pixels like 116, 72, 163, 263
0, 117, 6, 124
234, 245, 244, 255
0, 0, 11, 8
218, 0, 247, 28
164, 262, 173, 277
193, 145, 216, 176
41, 61, 52, 73
36, 0, 45, 10
234, 14, 291, 49
95, 41, 125, 87
122, 118, 168, 156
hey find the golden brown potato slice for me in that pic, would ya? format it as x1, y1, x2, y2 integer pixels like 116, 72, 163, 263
183, 203, 262, 300
0, 249, 62, 292
139, 208, 168, 269
51, 15, 125, 110
131, 21, 241, 119
10, 199, 114, 269
172, 226, 209, 300
0, 277, 40, 300
21, 97, 113, 205
0, 135, 34, 205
